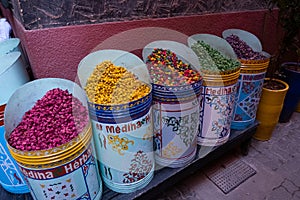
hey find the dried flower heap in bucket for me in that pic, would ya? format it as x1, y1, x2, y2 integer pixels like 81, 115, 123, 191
85, 61, 150, 105
225, 34, 266, 60
83, 58, 154, 193
146, 48, 201, 87
145, 45, 201, 168
191, 41, 240, 75
8, 88, 89, 151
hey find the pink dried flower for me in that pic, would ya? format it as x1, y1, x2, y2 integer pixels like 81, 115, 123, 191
8, 88, 89, 151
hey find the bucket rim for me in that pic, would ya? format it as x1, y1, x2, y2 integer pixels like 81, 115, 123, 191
262, 78, 289, 93
6, 124, 92, 161
0, 38, 20, 53
0, 52, 22, 75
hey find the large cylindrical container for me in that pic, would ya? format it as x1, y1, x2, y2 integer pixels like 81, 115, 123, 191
78, 50, 154, 193
188, 34, 241, 146
231, 56, 270, 130
4, 78, 102, 200
0, 52, 30, 194
197, 71, 240, 146
254, 78, 289, 140
279, 62, 300, 123
222, 29, 270, 130
143, 41, 202, 168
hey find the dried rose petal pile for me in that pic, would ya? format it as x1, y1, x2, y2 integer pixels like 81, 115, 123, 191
8, 88, 89, 151
225, 34, 266, 60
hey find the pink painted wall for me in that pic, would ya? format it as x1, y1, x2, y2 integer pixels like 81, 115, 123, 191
2, 7, 281, 82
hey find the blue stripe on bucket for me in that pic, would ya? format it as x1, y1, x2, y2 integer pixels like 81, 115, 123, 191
89, 106, 151, 124
0, 126, 29, 194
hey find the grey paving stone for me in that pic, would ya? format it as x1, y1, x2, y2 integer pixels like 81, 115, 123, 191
292, 191, 300, 200
282, 179, 299, 194
269, 186, 293, 200
163, 112, 300, 200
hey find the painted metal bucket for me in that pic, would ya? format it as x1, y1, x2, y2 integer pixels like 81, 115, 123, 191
0, 52, 30, 194
222, 29, 270, 130
4, 78, 102, 200
231, 55, 270, 130
143, 41, 202, 168
188, 34, 240, 146
0, 126, 29, 194
77, 50, 154, 193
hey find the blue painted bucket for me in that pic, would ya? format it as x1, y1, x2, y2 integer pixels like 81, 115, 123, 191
0, 52, 30, 194
77, 50, 154, 193
231, 54, 270, 130
0, 126, 29, 194
279, 62, 300, 122
143, 41, 202, 168
221, 29, 270, 130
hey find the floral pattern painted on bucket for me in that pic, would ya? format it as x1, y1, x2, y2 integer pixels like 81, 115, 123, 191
123, 150, 153, 183
198, 84, 237, 146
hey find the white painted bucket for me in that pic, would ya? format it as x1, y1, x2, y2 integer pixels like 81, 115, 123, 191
143, 41, 202, 168
188, 34, 241, 146
77, 50, 154, 193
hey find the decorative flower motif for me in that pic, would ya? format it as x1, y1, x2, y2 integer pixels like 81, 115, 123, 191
123, 150, 152, 183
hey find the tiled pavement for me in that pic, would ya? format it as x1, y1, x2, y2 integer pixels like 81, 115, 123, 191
160, 112, 300, 200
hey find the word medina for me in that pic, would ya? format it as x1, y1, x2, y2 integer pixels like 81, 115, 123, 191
205, 85, 237, 96
20, 146, 93, 180
95, 112, 151, 134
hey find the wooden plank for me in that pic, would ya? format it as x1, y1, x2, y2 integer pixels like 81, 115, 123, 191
0, 122, 258, 199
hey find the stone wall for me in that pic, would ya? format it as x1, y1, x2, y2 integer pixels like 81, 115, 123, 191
11, 0, 269, 30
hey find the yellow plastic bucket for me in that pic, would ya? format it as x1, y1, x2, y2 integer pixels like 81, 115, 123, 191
254, 78, 289, 141
231, 55, 270, 130
4, 78, 102, 200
